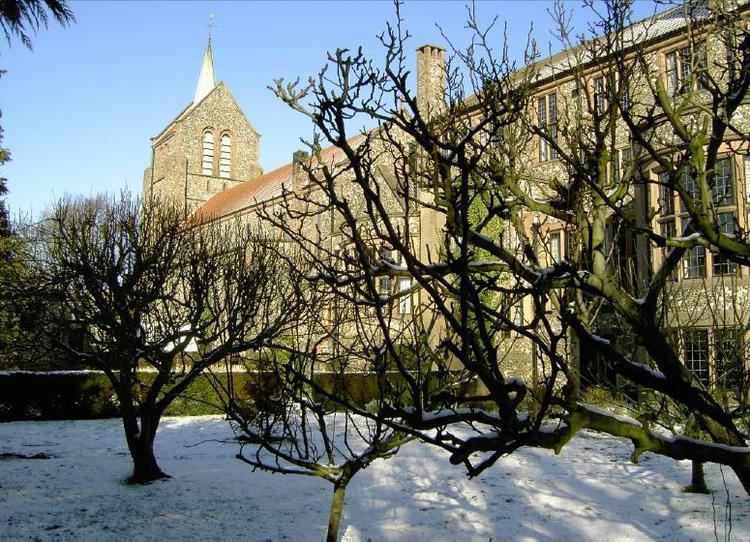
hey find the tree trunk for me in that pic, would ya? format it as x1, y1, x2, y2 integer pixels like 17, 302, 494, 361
123, 410, 169, 484
568, 327, 581, 401
684, 460, 709, 494
732, 464, 750, 496
327, 479, 348, 542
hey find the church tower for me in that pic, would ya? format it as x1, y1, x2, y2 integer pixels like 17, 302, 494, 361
143, 36, 263, 216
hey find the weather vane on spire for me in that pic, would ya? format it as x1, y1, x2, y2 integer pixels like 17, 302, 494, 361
208, 13, 214, 43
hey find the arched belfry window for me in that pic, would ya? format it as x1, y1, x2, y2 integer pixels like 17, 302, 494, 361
219, 133, 232, 179
201, 131, 214, 175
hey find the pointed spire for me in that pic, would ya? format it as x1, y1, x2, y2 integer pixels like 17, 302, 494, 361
193, 16, 216, 105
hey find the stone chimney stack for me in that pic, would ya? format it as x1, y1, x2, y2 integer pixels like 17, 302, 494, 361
416, 44, 446, 121
292, 150, 309, 192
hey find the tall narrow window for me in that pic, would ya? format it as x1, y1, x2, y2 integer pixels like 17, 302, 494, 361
378, 276, 392, 299
201, 131, 214, 175
712, 158, 734, 205
665, 42, 706, 95
684, 329, 709, 386
744, 155, 750, 202
593, 76, 607, 115
659, 173, 675, 216
219, 134, 231, 179
715, 328, 742, 390
659, 219, 677, 280
713, 212, 738, 275
398, 278, 412, 315
620, 147, 632, 177
514, 299, 524, 327
683, 245, 706, 279
680, 168, 698, 212
665, 50, 679, 95
619, 75, 632, 112
537, 93, 558, 162
658, 171, 676, 278
612, 147, 632, 183
549, 231, 561, 263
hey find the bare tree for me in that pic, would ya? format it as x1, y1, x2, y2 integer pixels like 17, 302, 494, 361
207, 254, 430, 542
655, 274, 750, 492
262, 0, 750, 495
219, 347, 411, 542
34, 193, 301, 483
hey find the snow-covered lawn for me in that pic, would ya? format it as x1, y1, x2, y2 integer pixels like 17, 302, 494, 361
0, 416, 747, 541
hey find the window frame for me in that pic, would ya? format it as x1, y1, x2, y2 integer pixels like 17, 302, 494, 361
712, 212, 738, 276
679, 168, 699, 212
593, 76, 607, 115
549, 231, 561, 263
219, 132, 232, 179
658, 175, 675, 216
665, 41, 707, 96
398, 277, 412, 315
684, 328, 710, 387
711, 158, 734, 206
537, 92, 558, 162
613, 146, 632, 183
377, 276, 392, 299
201, 130, 215, 176
683, 245, 706, 279
714, 327, 744, 390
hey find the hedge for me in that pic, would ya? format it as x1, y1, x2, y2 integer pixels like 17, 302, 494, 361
0, 370, 468, 421
0, 372, 243, 421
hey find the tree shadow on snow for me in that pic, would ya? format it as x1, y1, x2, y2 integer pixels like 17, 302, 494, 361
337, 431, 748, 541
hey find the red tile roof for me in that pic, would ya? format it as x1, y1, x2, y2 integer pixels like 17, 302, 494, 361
192, 134, 366, 222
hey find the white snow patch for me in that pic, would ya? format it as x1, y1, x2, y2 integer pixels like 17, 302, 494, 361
577, 402, 644, 428
0, 416, 746, 541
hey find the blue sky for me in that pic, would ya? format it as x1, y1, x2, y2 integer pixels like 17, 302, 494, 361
0, 0, 661, 218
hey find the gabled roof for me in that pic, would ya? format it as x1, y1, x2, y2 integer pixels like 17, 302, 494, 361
192, 134, 367, 221
151, 82, 259, 145
150, 83, 224, 144
151, 41, 222, 145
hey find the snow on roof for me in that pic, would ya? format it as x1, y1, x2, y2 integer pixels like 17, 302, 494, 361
532, 2, 715, 83
190, 2, 743, 221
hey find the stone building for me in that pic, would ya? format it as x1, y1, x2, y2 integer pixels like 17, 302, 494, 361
143, 38, 263, 217
144, 2, 750, 392
517, 0, 750, 391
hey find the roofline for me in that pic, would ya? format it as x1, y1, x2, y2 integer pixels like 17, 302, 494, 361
150, 102, 191, 143
529, 1, 750, 89
191, 133, 367, 223
195, 191, 288, 225
150, 82, 229, 145
458, 1, 748, 112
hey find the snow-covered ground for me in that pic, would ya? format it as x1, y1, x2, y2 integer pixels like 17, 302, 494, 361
0, 416, 747, 541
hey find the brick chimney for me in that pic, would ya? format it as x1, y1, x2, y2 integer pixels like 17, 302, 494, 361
416, 44, 446, 120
